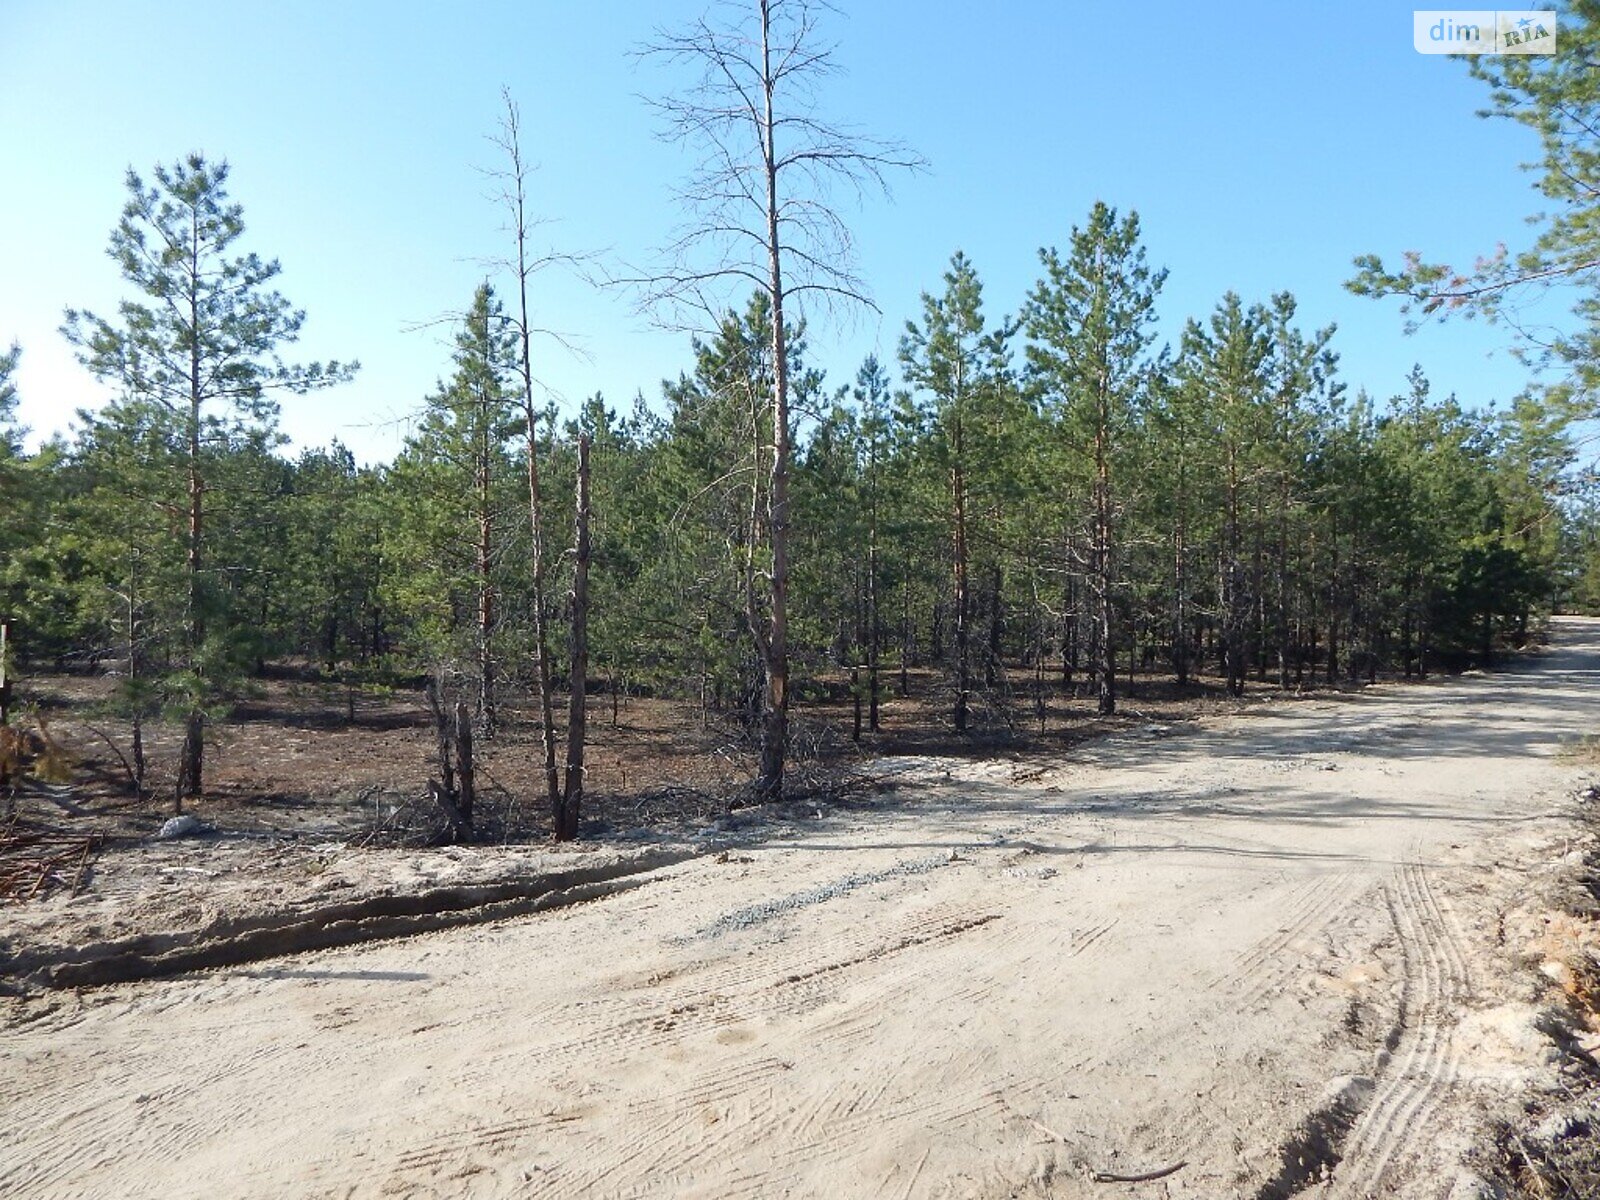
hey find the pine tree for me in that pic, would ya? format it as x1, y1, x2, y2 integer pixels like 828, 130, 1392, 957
1177, 293, 1272, 696
900, 252, 1013, 731
852, 356, 893, 734
0, 343, 20, 456
1024, 205, 1166, 716
386, 283, 520, 730
1350, 4, 1600, 400
281, 444, 387, 685
0, 344, 30, 622
65, 398, 190, 794
1262, 294, 1340, 687
1144, 359, 1210, 686
63, 155, 355, 801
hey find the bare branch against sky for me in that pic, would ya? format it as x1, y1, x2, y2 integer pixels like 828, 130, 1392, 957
616, 0, 926, 335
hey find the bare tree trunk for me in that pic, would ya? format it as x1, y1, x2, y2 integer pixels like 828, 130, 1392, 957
427, 676, 455, 803
0, 619, 10, 727
1253, 498, 1267, 684
866, 459, 881, 732
1177, 451, 1190, 691
1276, 478, 1291, 690
1062, 572, 1078, 690
986, 562, 1003, 691
498, 97, 561, 817
756, 5, 790, 800
179, 389, 204, 806
952, 414, 971, 733
525, 411, 559, 815
1327, 522, 1341, 685
131, 714, 145, 797
742, 379, 767, 739
1034, 618, 1046, 732
1094, 386, 1116, 717
128, 557, 147, 792
899, 574, 911, 697
1224, 447, 1245, 698
453, 701, 475, 831
558, 435, 591, 842
850, 563, 863, 743
476, 433, 496, 735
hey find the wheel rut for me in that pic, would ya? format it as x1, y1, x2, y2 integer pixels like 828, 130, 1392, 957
1323, 856, 1471, 1198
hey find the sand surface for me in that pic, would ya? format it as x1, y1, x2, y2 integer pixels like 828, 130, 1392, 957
6, 619, 1600, 1198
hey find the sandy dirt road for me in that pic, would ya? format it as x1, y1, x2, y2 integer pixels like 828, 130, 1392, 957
4, 621, 1599, 1199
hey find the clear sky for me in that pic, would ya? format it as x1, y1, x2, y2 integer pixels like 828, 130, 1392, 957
0, 1, 1559, 463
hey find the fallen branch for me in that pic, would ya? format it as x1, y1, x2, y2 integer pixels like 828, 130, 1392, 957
82, 725, 142, 796
1090, 1160, 1187, 1184
70, 838, 93, 895
0, 830, 104, 902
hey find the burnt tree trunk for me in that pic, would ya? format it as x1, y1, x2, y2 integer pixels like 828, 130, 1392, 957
453, 701, 475, 830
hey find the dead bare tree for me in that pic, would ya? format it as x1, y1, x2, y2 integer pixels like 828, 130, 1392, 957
486, 90, 590, 836
630, 0, 922, 800
424, 677, 473, 841
558, 435, 592, 840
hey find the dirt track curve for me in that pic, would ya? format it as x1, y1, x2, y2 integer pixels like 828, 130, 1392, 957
5, 618, 1599, 1199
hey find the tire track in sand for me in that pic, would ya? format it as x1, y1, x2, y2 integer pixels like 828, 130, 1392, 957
1210, 872, 1358, 1001
395, 906, 1005, 1197
1330, 857, 1469, 1198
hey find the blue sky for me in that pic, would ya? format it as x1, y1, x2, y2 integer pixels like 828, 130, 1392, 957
0, 2, 1559, 462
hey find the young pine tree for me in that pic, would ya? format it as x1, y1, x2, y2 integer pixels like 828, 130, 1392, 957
1024, 205, 1166, 716
63, 155, 355, 800
900, 252, 1014, 732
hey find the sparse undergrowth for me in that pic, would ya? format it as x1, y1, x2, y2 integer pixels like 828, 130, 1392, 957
2, 664, 1262, 852
1556, 737, 1600, 769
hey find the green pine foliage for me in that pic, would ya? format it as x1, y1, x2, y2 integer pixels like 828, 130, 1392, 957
5, 156, 1593, 805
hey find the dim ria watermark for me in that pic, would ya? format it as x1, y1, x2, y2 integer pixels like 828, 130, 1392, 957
1414, 10, 1556, 53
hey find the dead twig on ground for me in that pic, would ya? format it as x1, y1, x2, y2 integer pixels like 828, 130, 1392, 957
1090, 1160, 1188, 1184
70, 837, 93, 895
1010, 1107, 1186, 1189
1021, 1113, 1074, 1145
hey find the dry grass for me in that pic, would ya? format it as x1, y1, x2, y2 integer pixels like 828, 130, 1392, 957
1557, 736, 1600, 767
